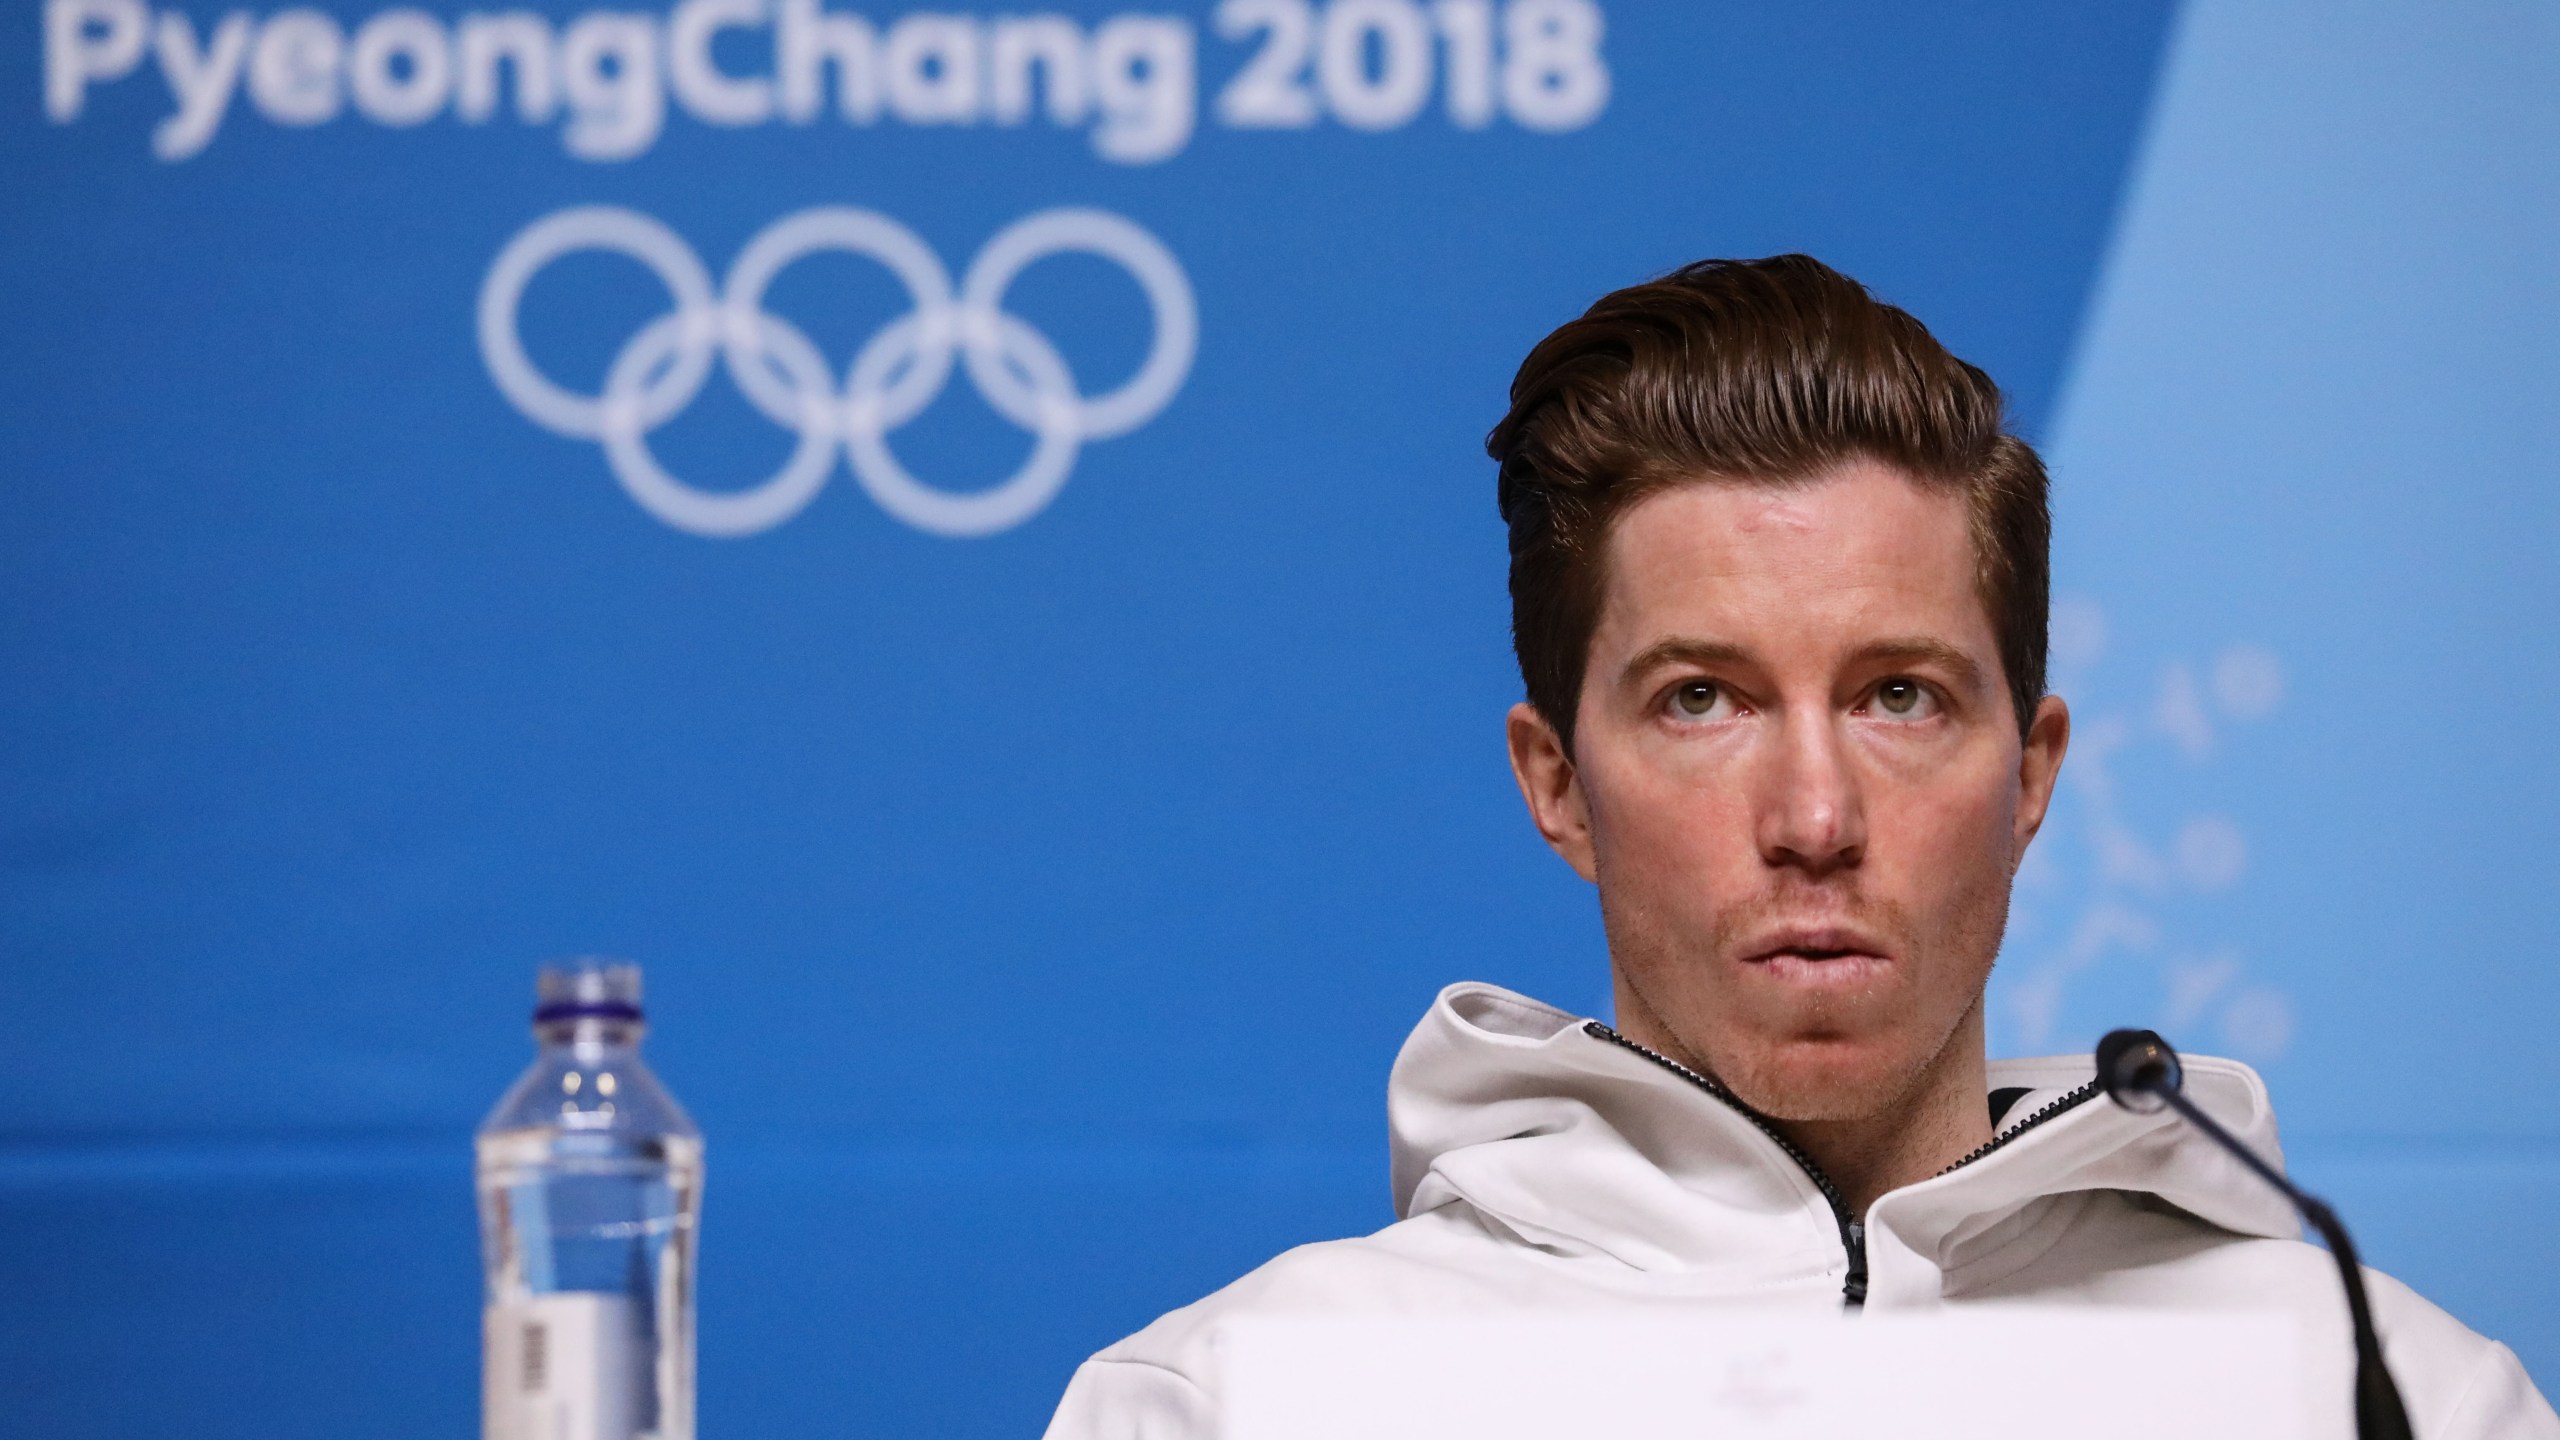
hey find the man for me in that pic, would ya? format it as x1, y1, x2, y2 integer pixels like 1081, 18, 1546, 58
1043, 257, 2558, 1438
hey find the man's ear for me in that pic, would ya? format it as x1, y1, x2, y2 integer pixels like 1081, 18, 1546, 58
2012, 692, 2071, 863
1506, 702, 1598, 883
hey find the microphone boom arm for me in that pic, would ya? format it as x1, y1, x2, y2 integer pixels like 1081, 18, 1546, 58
2099, 1030, 2414, 1440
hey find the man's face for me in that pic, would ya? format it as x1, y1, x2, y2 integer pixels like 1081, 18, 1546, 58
1507, 459, 2068, 1122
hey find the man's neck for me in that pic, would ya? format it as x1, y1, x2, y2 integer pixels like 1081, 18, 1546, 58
1767, 1015, 1994, 1218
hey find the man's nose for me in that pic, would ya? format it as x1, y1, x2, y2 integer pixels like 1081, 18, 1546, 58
1755, 710, 1867, 874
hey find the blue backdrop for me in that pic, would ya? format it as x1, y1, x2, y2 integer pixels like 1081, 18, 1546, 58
3, 1, 2552, 1435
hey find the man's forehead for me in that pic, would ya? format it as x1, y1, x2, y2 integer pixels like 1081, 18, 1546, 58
1595, 464, 1992, 658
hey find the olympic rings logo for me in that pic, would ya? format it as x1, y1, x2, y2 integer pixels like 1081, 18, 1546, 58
476, 205, 1197, 538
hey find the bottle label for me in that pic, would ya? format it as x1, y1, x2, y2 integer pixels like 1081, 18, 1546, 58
484, 1293, 649, 1440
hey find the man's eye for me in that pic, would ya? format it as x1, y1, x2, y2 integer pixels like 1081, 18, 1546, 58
1669, 681, 1726, 719
1873, 678, 1935, 718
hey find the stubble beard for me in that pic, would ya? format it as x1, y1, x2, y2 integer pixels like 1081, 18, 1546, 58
1600, 863, 2014, 1125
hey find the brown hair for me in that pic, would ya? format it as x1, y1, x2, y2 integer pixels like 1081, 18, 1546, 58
1488, 254, 2050, 751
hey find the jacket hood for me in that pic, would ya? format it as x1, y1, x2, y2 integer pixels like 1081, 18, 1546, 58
1386, 983, 2302, 1303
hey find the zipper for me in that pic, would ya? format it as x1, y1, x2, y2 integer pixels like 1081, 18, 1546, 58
1583, 1023, 2107, 1309
1582, 1021, 1870, 1309
1928, 1080, 2103, 1178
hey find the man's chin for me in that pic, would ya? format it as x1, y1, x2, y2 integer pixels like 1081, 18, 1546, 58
1712, 1034, 1918, 1123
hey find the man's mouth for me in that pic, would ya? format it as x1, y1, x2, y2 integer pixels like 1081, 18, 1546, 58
1739, 927, 1894, 986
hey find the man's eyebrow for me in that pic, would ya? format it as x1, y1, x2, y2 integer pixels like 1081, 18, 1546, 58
1619, 637, 1754, 685
1854, 637, 1987, 689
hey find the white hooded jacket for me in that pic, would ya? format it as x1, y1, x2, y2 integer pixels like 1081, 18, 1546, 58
1044, 983, 2558, 1439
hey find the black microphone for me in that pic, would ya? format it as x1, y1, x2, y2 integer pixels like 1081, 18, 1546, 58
2095, 1029, 2413, 1440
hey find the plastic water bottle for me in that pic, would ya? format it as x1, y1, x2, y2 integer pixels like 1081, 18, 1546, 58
476, 960, 703, 1440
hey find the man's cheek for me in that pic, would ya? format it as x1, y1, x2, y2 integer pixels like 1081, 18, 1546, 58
1887, 774, 2012, 879
1596, 773, 1737, 875
1642, 818, 1755, 939
1648, 779, 1753, 864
